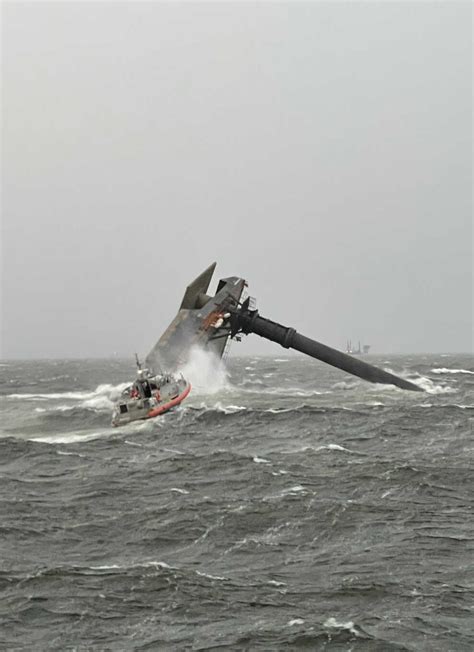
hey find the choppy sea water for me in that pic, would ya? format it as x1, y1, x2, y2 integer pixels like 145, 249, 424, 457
0, 353, 473, 651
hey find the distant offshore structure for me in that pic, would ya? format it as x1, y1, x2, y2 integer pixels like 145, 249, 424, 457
346, 340, 371, 355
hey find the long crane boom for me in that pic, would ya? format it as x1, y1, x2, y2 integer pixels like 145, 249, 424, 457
229, 301, 422, 392
145, 263, 423, 392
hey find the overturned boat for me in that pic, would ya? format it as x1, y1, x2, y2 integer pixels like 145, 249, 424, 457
144, 262, 422, 393
112, 364, 191, 427
112, 262, 420, 423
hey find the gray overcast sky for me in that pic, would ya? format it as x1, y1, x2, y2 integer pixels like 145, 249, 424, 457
1, 2, 472, 359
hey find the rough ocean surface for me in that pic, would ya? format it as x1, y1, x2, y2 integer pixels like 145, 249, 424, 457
0, 353, 473, 651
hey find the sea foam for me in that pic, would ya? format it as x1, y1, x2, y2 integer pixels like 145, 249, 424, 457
179, 346, 229, 395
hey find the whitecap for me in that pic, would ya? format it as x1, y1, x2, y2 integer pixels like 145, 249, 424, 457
8, 382, 130, 402
81, 396, 114, 411
324, 617, 360, 636
57, 450, 86, 458
366, 371, 456, 395
261, 386, 326, 397
417, 403, 473, 410
170, 488, 189, 494
332, 381, 359, 391
288, 619, 304, 626
38, 375, 70, 382
209, 402, 247, 414
142, 561, 172, 569
195, 570, 226, 581
283, 443, 351, 454
282, 485, 305, 495
431, 368, 474, 375
34, 403, 97, 414
33, 429, 114, 444
320, 443, 351, 452
88, 560, 172, 571
410, 376, 456, 394
253, 456, 271, 464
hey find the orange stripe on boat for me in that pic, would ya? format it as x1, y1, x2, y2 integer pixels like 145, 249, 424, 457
147, 383, 191, 418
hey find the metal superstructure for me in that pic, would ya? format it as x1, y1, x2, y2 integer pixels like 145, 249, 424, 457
145, 263, 422, 392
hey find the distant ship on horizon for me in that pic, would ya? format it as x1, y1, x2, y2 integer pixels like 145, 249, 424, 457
346, 340, 371, 355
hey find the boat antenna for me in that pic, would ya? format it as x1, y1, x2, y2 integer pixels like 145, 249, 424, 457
135, 352, 142, 371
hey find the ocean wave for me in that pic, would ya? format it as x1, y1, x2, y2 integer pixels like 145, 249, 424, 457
189, 401, 248, 415
409, 375, 456, 394
241, 378, 264, 386
34, 396, 114, 414
185, 403, 354, 425
16, 560, 175, 578
332, 380, 360, 391
38, 374, 71, 382
416, 402, 474, 410
3, 356, 472, 652
195, 570, 226, 581
281, 485, 306, 495
265, 406, 304, 414
28, 405, 110, 436
11, 560, 231, 587
283, 443, 353, 455
431, 368, 474, 375
33, 428, 115, 444
323, 617, 362, 637
367, 370, 457, 395
330, 368, 458, 395
241, 385, 328, 397
7, 382, 130, 402
56, 450, 86, 458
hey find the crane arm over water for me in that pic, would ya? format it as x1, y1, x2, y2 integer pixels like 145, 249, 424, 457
145, 263, 422, 392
